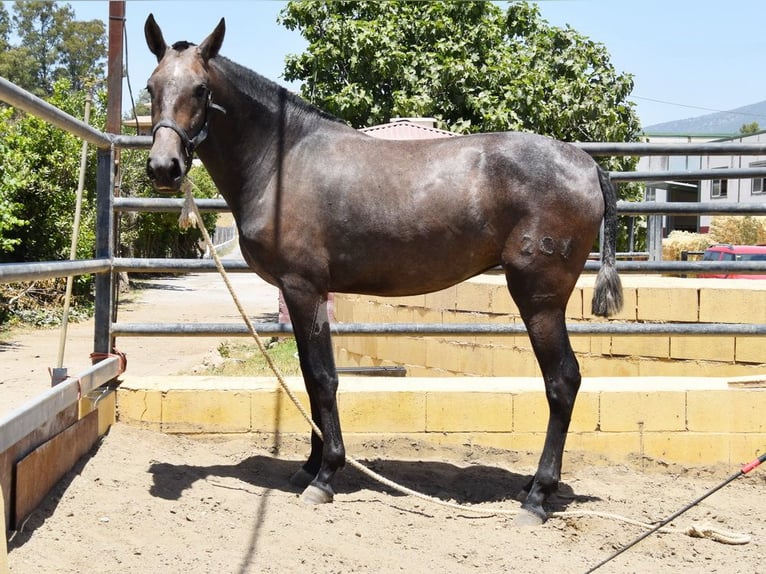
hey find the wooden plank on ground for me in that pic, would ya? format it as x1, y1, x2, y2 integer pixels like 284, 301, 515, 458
13, 410, 99, 528
0, 484, 8, 574
0, 404, 78, 531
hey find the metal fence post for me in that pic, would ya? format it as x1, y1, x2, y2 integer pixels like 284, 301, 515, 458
93, 147, 115, 356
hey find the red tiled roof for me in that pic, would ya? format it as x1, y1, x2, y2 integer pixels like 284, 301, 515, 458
360, 120, 457, 140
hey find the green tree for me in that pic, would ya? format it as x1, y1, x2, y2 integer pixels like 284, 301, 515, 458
0, 3, 10, 49
58, 18, 107, 91
1, 1, 105, 96
280, 1, 640, 144
740, 121, 759, 135
0, 79, 103, 263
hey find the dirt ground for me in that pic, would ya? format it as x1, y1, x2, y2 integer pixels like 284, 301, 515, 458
3, 268, 766, 573
6, 424, 766, 574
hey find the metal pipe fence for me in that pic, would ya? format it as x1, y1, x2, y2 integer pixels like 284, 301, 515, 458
1, 77, 766, 347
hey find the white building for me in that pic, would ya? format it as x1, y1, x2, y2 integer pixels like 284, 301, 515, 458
639, 131, 766, 235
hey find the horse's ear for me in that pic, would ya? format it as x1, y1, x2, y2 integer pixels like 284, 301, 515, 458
144, 14, 167, 62
199, 18, 225, 61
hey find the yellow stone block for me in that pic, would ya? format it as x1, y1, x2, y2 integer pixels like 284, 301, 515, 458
735, 337, 766, 364
96, 390, 116, 436
579, 355, 639, 377
491, 346, 540, 377
599, 391, 686, 432
611, 335, 670, 359
641, 432, 731, 466
162, 390, 251, 433
571, 392, 599, 432
670, 336, 735, 362
699, 288, 766, 324
424, 286, 457, 311
397, 337, 427, 368
569, 333, 591, 354
456, 280, 492, 313
729, 434, 766, 467
387, 294, 427, 308
116, 387, 162, 431
566, 431, 641, 462
566, 288, 584, 320
251, 389, 311, 434
490, 284, 520, 316
426, 392, 512, 432
461, 345, 494, 376
582, 286, 638, 321
513, 392, 549, 433
413, 306, 444, 324
425, 339, 464, 373
338, 391, 426, 432
637, 288, 699, 322
687, 389, 766, 433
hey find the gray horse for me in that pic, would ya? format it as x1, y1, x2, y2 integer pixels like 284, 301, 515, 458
144, 14, 623, 523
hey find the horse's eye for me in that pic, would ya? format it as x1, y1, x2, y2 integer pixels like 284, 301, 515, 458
193, 84, 207, 98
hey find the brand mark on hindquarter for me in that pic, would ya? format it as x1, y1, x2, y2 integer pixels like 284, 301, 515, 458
520, 234, 574, 258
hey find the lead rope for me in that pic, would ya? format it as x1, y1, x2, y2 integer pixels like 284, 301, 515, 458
178, 179, 752, 551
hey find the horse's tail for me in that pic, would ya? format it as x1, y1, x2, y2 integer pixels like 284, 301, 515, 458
591, 166, 624, 317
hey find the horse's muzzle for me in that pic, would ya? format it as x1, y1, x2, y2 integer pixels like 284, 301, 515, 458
146, 154, 185, 193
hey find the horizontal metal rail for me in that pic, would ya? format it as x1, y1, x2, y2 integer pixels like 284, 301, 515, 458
111, 134, 151, 149
0, 356, 122, 453
110, 257, 766, 274
0, 76, 112, 148
114, 197, 229, 213
110, 321, 766, 337
583, 260, 766, 273
113, 197, 766, 216
0, 258, 112, 284
613, 167, 766, 182
113, 257, 251, 273
3, 256, 763, 285
577, 142, 766, 156
618, 201, 766, 215
108, 131, 766, 158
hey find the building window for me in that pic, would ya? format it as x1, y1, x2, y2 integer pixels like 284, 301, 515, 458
711, 178, 728, 198
711, 179, 728, 198
750, 161, 766, 194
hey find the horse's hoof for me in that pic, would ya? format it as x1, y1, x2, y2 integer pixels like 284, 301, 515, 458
300, 483, 334, 505
289, 468, 315, 489
513, 508, 546, 527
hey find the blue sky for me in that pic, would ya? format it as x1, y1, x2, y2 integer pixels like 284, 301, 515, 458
67, 1, 766, 129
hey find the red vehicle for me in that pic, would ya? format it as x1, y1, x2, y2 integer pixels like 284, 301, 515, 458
701, 244, 766, 279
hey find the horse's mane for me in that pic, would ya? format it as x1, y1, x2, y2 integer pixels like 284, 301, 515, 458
212, 56, 347, 127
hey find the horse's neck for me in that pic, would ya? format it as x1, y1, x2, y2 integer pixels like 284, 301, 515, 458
197, 74, 318, 222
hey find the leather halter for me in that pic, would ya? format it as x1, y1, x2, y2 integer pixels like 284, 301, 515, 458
151, 90, 226, 172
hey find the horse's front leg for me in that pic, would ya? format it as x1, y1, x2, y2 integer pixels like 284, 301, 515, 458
281, 283, 345, 504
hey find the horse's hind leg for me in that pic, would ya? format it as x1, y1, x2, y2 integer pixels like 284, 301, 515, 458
505, 270, 582, 523
280, 281, 345, 503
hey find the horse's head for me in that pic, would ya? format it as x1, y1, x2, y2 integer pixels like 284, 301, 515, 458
144, 14, 226, 192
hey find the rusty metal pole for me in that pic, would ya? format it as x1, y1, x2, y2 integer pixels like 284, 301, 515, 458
94, 0, 125, 357
107, 0, 124, 136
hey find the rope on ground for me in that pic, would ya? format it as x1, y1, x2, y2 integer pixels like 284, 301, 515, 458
179, 178, 750, 546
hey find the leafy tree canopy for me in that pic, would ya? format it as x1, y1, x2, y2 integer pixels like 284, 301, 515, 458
0, 0, 106, 96
279, 0, 641, 145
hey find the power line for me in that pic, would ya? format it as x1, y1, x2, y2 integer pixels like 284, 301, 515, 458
633, 95, 766, 120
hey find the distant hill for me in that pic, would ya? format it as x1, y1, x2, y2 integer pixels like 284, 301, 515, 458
644, 100, 766, 136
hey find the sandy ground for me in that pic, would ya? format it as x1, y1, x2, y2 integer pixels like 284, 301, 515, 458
6, 424, 766, 574
3, 263, 766, 573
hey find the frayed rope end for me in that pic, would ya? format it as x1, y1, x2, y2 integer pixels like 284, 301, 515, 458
178, 179, 199, 230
